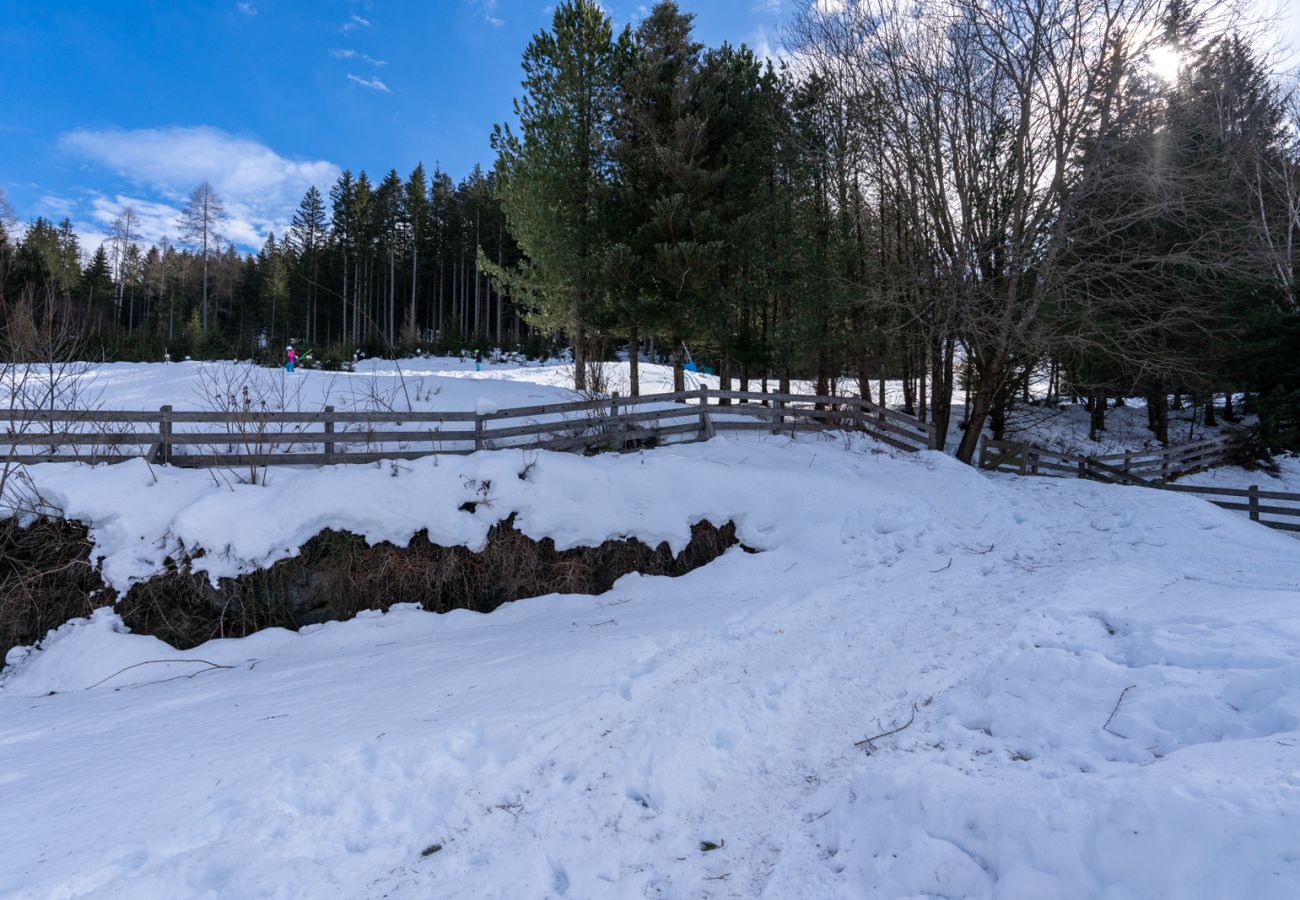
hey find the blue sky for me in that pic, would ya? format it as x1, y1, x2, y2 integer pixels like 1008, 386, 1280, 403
0, 0, 787, 256
3, 1, 1297, 258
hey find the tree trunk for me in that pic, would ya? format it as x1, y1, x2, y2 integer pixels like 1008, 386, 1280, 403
573, 320, 587, 391
628, 325, 640, 397
856, 349, 873, 405
990, 382, 1010, 441
929, 335, 954, 452
1148, 388, 1169, 445
902, 357, 915, 415
955, 357, 1003, 465
1088, 391, 1106, 441
672, 341, 685, 393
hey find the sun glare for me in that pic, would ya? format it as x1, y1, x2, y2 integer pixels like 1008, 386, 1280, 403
1148, 45, 1182, 82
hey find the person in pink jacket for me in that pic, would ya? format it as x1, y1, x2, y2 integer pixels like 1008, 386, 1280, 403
285, 345, 297, 373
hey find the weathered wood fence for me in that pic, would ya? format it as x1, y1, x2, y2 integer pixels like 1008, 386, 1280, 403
1, 388, 934, 468
979, 435, 1300, 533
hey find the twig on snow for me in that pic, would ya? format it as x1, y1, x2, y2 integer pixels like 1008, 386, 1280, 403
856, 703, 918, 752
1103, 684, 1137, 738
82, 658, 235, 690
929, 557, 953, 573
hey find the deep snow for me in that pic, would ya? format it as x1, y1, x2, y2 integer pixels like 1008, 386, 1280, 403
1, 363, 1299, 899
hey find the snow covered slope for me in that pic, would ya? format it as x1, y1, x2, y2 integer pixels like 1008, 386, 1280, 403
2, 429, 1298, 899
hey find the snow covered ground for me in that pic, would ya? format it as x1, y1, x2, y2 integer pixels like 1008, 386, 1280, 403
2, 360, 1299, 898
1177, 451, 1300, 496
3, 356, 704, 415
3, 421, 1300, 897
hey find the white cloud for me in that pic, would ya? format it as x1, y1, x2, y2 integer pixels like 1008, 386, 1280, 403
332, 48, 387, 65
36, 195, 76, 218
236, 2, 257, 15
347, 73, 390, 92
341, 13, 371, 32
471, 0, 504, 26
88, 195, 185, 245
58, 126, 340, 252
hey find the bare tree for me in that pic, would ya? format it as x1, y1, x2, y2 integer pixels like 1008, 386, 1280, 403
110, 206, 140, 324
790, 0, 1217, 461
1, 287, 100, 514
0, 186, 16, 306
178, 182, 225, 333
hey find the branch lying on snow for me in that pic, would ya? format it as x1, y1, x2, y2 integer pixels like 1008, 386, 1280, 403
856, 703, 918, 753
1103, 684, 1138, 738
82, 658, 236, 691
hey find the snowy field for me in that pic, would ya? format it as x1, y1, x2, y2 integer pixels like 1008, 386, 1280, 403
2, 362, 1300, 899
3, 356, 704, 415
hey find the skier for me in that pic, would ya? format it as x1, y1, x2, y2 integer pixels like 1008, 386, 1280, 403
474, 348, 483, 372
285, 344, 296, 373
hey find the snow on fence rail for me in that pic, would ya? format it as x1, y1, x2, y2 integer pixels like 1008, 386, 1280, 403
0, 388, 934, 468
979, 436, 1300, 533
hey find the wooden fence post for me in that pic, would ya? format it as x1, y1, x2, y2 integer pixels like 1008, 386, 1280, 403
771, 397, 784, 434
1019, 441, 1030, 475
698, 385, 710, 441
1249, 484, 1260, 522
610, 391, 622, 450
158, 405, 172, 465
1124, 450, 1131, 474
474, 414, 484, 452
323, 405, 335, 463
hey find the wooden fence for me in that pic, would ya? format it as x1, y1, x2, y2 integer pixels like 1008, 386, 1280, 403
1, 387, 934, 469
979, 435, 1300, 533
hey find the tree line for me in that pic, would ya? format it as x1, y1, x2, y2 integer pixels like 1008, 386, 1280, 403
0, 165, 529, 366
489, 0, 1300, 455
2, 0, 1298, 456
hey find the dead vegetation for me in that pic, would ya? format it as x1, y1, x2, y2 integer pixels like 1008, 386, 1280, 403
1, 516, 741, 663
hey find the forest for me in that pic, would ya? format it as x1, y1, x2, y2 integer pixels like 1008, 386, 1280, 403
2, 0, 1298, 460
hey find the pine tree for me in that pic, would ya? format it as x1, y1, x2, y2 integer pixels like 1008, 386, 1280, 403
606, 0, 706, 393
403, 164, 430, 342
491, 0, 631, 389
290, 185, 328, 344
82, 244, 115, 313
330, 171, 357, 346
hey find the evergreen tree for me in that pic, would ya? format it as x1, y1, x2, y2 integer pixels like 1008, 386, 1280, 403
290, 185, 328, 344
81, 244, 115, 313
491, 0, 631, 389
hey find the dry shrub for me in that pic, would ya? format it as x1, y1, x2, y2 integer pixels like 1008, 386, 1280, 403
0, 517, 116, 664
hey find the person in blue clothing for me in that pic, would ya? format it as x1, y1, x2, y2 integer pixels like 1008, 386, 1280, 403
285, 344, 297, 373
474, 348, 483, 372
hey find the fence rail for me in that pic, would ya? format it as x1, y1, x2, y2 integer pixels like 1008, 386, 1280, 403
979, 436, 1300, 533
1, 388, 934, 468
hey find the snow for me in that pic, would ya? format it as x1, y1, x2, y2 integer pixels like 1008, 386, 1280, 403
2, 364, 1300, 898
0, 356, 711, 415
997, 398, 1236, 457
1177, 451, 1300, 496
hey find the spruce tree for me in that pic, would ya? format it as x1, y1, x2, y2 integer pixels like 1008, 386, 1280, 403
491, 0, 630, 389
